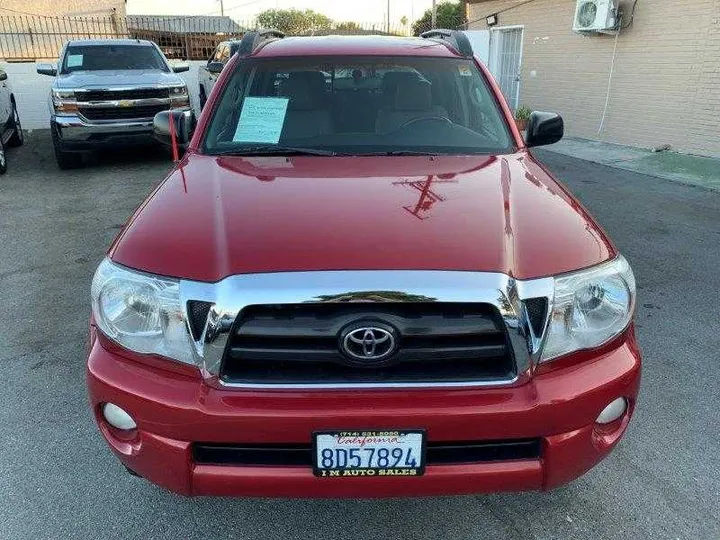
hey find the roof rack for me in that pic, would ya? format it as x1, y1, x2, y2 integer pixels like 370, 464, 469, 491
237, 29, 285, 57
420, 29, 473, 58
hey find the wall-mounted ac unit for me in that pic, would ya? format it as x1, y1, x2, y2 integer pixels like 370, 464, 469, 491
573, 0, 618, 34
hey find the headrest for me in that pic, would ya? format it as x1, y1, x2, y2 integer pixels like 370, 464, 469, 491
382, 70, 417, 89
393, 78, 433, 111
290, 71, 326, 92
281, 77, 313, 110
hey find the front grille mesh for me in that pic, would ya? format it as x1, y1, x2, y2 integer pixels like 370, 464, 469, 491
77, 88, 169, 101
220, 303, 515, 385
524, 298, 548, 336
187, 301, 212, 341
79, 104, 168, 120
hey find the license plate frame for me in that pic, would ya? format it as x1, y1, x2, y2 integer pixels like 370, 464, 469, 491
312, 429, 426, 478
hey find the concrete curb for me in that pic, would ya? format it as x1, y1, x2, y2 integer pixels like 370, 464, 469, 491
541, 138, 720, 192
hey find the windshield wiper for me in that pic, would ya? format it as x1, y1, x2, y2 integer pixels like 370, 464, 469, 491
352, 150, 444, 156
212, 146, 336, 157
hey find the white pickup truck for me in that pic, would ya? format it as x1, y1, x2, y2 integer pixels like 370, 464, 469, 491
37, 39, 191, 169
198, 32, 285, 109
197, 40, 242, 109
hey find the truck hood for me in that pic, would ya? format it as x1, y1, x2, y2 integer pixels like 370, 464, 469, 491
54, 69, 183, 89
110, 152, 615, 282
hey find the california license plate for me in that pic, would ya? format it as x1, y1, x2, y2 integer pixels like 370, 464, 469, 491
313, 430, 425, 477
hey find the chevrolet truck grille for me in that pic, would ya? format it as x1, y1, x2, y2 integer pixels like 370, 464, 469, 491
77, 88, 170, 101
79, 104, 169, 121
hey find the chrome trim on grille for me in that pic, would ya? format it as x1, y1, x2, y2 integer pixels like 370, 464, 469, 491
179, 271, 554, 389
75, 97, 172, 108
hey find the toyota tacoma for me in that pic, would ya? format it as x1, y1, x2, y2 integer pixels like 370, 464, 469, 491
87, 30, 641, 497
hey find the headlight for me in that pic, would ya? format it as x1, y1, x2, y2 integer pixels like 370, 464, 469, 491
52, 89, 78, 113
91, 258, 196, 365
169, 85, 190, 108
540, 255, 635, 362
169, 85, 188, 96
52, 89, 76, 100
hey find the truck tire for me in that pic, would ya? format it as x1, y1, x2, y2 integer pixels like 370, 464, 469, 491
7, 100, 23, 147
51, 127, 82, 170
0, 137, 7, 175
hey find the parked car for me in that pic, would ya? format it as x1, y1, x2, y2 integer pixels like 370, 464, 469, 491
37, 39, 191, 169
0, 66, 24, 174
87, 30, 641, 497
198, 39, 242, 109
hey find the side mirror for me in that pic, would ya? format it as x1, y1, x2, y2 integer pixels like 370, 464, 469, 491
171, 62, 190, 73
153, 110, 195, 148
0, 71, 7, 81
207, 61, 224, 74
525, 111, 563, 147
36, 63, 57, 76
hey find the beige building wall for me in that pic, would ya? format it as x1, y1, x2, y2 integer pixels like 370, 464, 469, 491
0, 0, 126, 17
468, 0, 720, 157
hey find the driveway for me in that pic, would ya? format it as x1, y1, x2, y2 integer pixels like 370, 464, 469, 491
0, 133, 718, 540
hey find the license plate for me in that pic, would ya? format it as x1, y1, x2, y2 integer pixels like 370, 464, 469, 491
313, 430, 425, 477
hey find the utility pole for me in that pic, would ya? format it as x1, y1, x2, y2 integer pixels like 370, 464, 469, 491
387, 0, 390, 34
219, 0, 224, 16
431, 0, 437, 27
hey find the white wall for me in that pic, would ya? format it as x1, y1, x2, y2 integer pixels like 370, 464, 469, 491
0, 60, 205, 130
463, 30, 491, 66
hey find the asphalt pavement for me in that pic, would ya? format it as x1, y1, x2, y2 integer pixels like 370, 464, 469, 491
0, 132, 718, 540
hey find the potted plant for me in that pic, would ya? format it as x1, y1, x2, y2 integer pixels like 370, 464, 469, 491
515, 105, 531, 132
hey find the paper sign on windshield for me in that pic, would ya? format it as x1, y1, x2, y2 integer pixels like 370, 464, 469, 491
67, 54, 83, 68
233, 97, 289, 144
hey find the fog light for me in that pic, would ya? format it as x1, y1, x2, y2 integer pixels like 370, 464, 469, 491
596, 397, 627, 424
102, 403, 137, 431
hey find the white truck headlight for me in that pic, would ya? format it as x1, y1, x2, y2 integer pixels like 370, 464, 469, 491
540, 255, 636, 362
91, 258, 196, 365
52, 89, 78, 113
52, 89, 76, 100
169, 85, 190, 108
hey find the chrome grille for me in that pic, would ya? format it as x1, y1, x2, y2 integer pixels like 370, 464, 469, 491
219, 303, 516, 386
179, 270, 555, 389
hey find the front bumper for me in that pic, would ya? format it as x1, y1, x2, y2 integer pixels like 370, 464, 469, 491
52, 114, 156, 150
87, 329, 641, 498
51, 107, 188, 150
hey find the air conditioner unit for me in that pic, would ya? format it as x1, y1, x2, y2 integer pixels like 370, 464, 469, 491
573, 0, 618, 34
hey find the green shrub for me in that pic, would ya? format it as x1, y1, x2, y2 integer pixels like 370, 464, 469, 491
515, 105, 532, 121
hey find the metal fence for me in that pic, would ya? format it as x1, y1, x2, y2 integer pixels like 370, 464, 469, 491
0, 15, 409, 61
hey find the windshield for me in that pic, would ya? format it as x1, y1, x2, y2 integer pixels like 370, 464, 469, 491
203, 56, 513, 156
61, 44, 168, 73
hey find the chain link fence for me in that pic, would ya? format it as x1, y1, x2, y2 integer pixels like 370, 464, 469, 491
0, 15, 409, 61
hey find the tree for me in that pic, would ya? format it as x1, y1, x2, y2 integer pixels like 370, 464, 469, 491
335, 21, 362, 34
256, 8, 332, 35
411, 1, 466, 36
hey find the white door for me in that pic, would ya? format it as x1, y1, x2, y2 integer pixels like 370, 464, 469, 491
488, 27, 524, 111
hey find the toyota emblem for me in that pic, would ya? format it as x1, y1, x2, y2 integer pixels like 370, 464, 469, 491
340, 323, 397, 364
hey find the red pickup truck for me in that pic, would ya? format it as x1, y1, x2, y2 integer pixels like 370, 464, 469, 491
87, 30, 640, 497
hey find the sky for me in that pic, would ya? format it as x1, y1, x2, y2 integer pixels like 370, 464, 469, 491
125, 0, 436, 26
